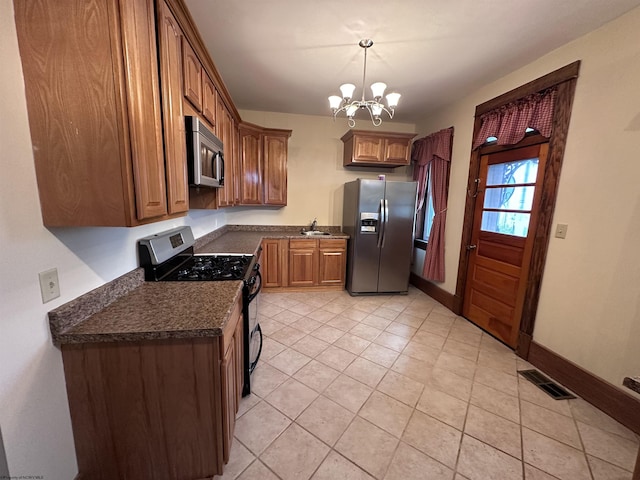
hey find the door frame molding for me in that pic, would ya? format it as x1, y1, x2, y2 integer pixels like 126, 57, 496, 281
454, 61, 581, 358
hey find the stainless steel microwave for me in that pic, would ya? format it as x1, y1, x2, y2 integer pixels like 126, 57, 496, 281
185, 115, 224, 188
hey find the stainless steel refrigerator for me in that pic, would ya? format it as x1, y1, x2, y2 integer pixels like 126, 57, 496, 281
342, 179, 418, 295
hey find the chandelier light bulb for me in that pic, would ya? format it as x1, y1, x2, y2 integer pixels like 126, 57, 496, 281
328, 40, 400, 127
328, 95, 343, 110
370, 82, 387, 100
339, 83, 356, 102
386, 92, 401, 109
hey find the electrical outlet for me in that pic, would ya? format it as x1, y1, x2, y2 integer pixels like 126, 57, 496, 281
555, 223, 568, 239
38, 268, 60, 303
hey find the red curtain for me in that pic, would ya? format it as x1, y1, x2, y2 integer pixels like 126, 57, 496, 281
411, 127, 453, 282
472, 88, 556, 149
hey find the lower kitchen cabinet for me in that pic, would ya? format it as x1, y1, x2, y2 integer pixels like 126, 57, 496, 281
261, 238, 346, 290
318, 239, 347, 286
61, 296, 243, 479
289, 239, 318, 287
262, 239, 289, 287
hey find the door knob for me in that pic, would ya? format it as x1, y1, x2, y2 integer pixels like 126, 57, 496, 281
466, 244, 477, 251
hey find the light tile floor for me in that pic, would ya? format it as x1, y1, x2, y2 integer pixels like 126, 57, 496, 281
216, 287, 639, 480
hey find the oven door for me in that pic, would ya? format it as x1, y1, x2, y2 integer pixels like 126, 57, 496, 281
247, 269, 262, 371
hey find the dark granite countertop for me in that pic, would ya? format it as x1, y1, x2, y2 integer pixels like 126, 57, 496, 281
49, 225, 348, 346
195, 225, 348, 255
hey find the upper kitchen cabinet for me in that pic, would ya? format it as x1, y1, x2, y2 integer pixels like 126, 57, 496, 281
14, 0, 188, 226
182, 37, 217, 128
341, 130, 417, 167
239, 123, 292, 206
157, 0, 189, 216
216, 98, 238, 207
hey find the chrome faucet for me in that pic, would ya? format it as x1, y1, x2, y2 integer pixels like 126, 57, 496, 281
310, 218, 318, 231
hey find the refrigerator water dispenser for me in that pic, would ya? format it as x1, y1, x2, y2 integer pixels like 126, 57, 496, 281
360, 212, 379, 233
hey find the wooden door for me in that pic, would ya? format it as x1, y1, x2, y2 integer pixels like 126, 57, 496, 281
383, 137, 411, 165
262, 239, 283, 287
182, 39, 202, 111
216, 100, 235, 207
463, 143, 548, 347
263, 133, 289, 205
239, 124, 263, 205
318, 239, 346, 286
202, 73, 217, 127
157, 1, 189, 216
352, 134, 384, 163
221, 340, 236, 464
289, 239, 317, 287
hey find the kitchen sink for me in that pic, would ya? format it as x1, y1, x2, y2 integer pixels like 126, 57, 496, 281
301, 231, 331, 236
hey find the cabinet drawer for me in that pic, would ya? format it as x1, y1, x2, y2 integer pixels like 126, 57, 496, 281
289, 238, 318, 249
319, 238, 346, 249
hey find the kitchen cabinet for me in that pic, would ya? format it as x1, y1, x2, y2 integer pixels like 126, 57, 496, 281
239, 123, 264, 205
61, 295, 243, 479
182, 36, 218, 129
262, 238, 346, 290
216, 99, 238, 207
220, 297, 243, 463
157, 0, 189, 216
341, 130, 417, 167
318, 239, 347, 286
263, 131, 290, 206
182, 39, 203, 112
239, 123, 292, 206
289, 239, 318, 287
202, 73, 218, 127
14, 0, 189, 226
262, 239, 289, 287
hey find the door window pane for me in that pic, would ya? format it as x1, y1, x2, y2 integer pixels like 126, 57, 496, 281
486, 159, 538, 186
483, 186, 535, 210
481, 211, 531, 237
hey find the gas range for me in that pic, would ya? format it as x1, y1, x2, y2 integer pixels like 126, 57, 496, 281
138, 226, 262, 396
138, 226, 255, 283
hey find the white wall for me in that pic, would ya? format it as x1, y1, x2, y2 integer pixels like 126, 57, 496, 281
413, 6, 640, 395
0, 2, 228, 476
229, 111, 415, 227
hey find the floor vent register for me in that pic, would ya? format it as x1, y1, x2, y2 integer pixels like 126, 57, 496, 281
517, 369, 576, 400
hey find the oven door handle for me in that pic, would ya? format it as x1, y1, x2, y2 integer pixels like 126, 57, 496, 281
247, 269, 262, 302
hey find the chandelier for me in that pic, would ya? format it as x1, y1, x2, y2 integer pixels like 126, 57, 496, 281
329, 39, 401, 127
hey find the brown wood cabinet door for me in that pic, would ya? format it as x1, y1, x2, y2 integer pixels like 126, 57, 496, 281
289, 239, 318, 287
182, 39, 202, 111
221, 340, 236, 464
157, 0, 188, 216
217, 101, 235, 207
202, 73, 217, 127
383, 137, 411, 166
318, 239, 347, 286
263, 133, 289, 205
262, 239, 283, 287
234, 316, 243, 409
239, 125, 263, 205
121, 0, 169, 221
353, 135, 384, 163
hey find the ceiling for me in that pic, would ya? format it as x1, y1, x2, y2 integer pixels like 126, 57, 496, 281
184, 0, 640, 125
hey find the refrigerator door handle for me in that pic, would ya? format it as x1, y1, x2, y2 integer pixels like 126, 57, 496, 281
382, 199, 389, 248
377, 198, 385, 248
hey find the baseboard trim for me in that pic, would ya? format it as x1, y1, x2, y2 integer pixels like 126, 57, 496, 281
410, 273, 459, 313
528, 341, 640, 435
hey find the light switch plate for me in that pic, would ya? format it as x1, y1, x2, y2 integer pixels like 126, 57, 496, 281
39, 268, 60, 303
555, 223, 568, 239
